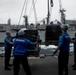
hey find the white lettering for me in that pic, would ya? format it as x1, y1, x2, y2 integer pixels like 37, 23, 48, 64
16, 39, 25, 42
65, 36, 70, 38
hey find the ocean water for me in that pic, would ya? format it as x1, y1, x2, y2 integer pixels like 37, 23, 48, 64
0, 32, 16, 43
0, 30, 76, 43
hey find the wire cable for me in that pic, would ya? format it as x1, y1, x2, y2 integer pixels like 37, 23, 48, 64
32, 0, 38, 24
18, 0, 26, 25
49, 5, 53, 22
24, 0, 28, 16
28, 0, 37, 18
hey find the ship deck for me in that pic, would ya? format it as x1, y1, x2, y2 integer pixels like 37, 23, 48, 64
0, 56, 76, 75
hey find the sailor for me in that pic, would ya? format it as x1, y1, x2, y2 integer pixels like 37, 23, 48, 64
4, 30, 14, 70
53, 24, 70, 75
13, 28, 38, 75
72, 32, 76, 70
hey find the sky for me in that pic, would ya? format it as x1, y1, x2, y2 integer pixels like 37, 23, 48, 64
0, 0, 76, 25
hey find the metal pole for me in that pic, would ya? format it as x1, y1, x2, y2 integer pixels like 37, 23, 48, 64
47, 0, 50, 25
23, 15, 28, 28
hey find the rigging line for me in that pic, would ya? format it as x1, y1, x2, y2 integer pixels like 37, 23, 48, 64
28, 0, 37, 18
32, 0, 38, 24
18, 0, 26, 25
24, 0, 28, 16
49, 6, 53, 22
49, 0, 53, 22
59, 0, 63, 11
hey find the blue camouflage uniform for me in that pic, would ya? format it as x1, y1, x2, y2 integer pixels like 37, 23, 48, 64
58, 32, 70, 75
72, 37, 76, 68
4, 36, 13, 69
58, 32, 70, 53
13, 37, 35, 75
4, 36, 13, 50
13, 37, 34, 56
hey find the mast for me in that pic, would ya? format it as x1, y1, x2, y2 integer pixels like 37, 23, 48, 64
7, 18, 11, 25
47, 0, 53, 25
47, 0, 50, 25
23, 15, 28, 28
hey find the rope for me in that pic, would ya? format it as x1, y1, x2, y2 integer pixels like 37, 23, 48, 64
24, 0, 28, 16
32, 0, 38, 24
18, 0, 26, 25
28, 0, 37, 18
49, 6, 53, 22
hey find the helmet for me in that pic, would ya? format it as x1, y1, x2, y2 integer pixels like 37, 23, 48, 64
18, 28, 27, 36
6, 30, 11, 35
60, 24, 69, 31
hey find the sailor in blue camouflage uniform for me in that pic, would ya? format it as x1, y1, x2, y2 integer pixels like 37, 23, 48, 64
53, 24, 70, 75
72, 32, 76, 70
13, 29, 37, 75
4, 30, 14, 70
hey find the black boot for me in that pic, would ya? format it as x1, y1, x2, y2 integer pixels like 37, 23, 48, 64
8, 63, 13, 66
72, 64, 76, 67
4, 67, 11, 71
73, 67, 76, 70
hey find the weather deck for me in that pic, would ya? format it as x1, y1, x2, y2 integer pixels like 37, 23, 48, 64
0, 56, 76, 75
